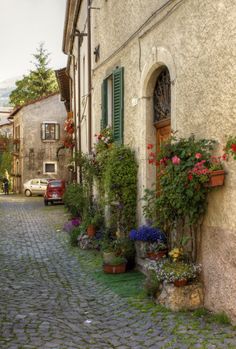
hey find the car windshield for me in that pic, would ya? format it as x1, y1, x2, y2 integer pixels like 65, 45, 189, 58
49, 181, 62, 188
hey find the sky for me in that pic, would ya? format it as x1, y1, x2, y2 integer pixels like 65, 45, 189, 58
0, 0, 67, 83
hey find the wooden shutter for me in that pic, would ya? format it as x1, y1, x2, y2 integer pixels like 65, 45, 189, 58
112, 67, 124, 144
41, 123, 46, 140
101, 79, 108, 130
55, 124, 60, 140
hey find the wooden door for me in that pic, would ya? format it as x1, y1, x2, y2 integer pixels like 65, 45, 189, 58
156, 119, 171, 152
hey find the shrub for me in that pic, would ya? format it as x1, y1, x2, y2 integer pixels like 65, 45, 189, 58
63, 183, 86, 218
69, 226, 83, 247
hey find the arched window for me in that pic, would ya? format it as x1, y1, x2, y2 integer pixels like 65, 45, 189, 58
153, 67, 171, 124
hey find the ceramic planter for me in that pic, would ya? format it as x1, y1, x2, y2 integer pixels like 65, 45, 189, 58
87, 224, 96, 237
146, 250, 168, 260
174, 279, 188, 287
103, 263, 126, 274
208, 170, 225, 187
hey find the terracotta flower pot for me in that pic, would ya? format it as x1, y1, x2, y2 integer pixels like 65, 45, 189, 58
208, 170, 225, 187
146, 250, 168, 260
103, 263, 126, 274
87, 224, 96, 237
174, 279, 188, 287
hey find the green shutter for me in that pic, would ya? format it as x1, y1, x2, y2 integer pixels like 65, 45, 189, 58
101, 79, 108, 130
112, 67, 124, 144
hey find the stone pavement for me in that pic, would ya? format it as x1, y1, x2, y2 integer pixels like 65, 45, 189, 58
0, 195, 236, 349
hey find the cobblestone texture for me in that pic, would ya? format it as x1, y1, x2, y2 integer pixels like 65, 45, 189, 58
0, 195, 236, 349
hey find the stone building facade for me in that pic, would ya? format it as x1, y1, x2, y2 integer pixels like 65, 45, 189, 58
62, 0, 236, 323
10, 93, 70, 193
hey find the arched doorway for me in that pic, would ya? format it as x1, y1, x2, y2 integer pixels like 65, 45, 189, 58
153, 66, 171, 152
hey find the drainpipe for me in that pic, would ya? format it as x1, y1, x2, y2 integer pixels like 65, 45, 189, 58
87, 0, 92, 153
76, 31, 83, 184
72, 54, 78, 182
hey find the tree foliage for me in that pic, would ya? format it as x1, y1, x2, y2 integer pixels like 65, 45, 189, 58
9, 43, 58, 107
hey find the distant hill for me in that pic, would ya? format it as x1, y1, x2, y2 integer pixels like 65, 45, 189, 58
0, 77, 21, 107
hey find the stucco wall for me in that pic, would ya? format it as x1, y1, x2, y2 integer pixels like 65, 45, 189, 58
91, 0, 236, 322
13, 94, 70, 192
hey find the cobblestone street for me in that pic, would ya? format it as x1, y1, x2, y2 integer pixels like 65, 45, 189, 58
0, 195, 236, 349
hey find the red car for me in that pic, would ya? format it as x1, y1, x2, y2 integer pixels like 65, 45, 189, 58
44, 179, 65, 206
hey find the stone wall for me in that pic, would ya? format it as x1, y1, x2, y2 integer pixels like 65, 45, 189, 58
91, 0, 236, 322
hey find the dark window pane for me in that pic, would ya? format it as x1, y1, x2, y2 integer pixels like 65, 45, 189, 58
45, 163, 55, 173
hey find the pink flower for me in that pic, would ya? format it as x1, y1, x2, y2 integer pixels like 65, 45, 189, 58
195, 153, 202, 159
172, 156, 181, 165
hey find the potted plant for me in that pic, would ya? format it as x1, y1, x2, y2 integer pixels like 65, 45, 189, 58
114, 237, 136, 270
103, 255, 127, 274
147, 259, 201, 287
100, 239, 118, 264
207, 156, 225, 187
144, 242, 168, 260
129, 225, 167, 258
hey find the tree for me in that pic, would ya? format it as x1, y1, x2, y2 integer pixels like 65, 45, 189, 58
9, 43, 58, 107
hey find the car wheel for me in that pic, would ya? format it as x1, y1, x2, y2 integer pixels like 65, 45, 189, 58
25, 189, 32, 197
44, 199, 48, 206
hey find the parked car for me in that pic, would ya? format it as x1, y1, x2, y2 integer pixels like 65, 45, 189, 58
44, 179, 65, 206
23, 178, 53, 197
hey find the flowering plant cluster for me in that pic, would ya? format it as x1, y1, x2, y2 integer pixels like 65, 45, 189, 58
129, 225, 167, 243
144, 135, 225, 230
64, 118, 75, 134
63, 135, 75, 149
94, 126, 114, 153
224, 136, 236, 160
63, 217, 81, 233
169, 247, 183, 262
147, 259, 201, 283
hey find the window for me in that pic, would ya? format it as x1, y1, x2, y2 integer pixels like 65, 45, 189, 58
43, 162, 57, 174
101, 67, 124, 143
41, 123, 60, 141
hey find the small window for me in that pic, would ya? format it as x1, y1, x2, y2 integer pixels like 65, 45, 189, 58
41, 123, 60, 141
43, 162, 57, 174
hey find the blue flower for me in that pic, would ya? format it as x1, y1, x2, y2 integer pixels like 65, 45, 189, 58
129, 225, 166, 243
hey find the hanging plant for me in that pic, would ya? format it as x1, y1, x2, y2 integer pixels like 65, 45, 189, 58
64, 119, 75, 134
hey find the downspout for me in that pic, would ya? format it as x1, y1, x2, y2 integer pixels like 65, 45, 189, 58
87, 0, 92, 153
77, 31, 83, 184
72, 54, 78, 181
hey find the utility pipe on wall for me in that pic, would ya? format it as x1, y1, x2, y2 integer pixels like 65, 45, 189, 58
87, 0, 92, 153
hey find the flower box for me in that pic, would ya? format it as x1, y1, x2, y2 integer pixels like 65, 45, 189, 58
208, 170, 225, 187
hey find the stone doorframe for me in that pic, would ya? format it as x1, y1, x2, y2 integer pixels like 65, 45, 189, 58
138, 46, 177, 224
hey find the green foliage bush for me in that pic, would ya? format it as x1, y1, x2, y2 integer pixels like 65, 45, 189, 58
63, 183, 86, 218
103, 145, 138, 232
69, 226, 83, 247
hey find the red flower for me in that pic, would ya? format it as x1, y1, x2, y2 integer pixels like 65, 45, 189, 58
188, 173, 193, 181
147, 144, 154, 150
222, 153, 228, 161
231, 143, 236, 152
149, 152, 155, 158
148, 158, 155, 164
